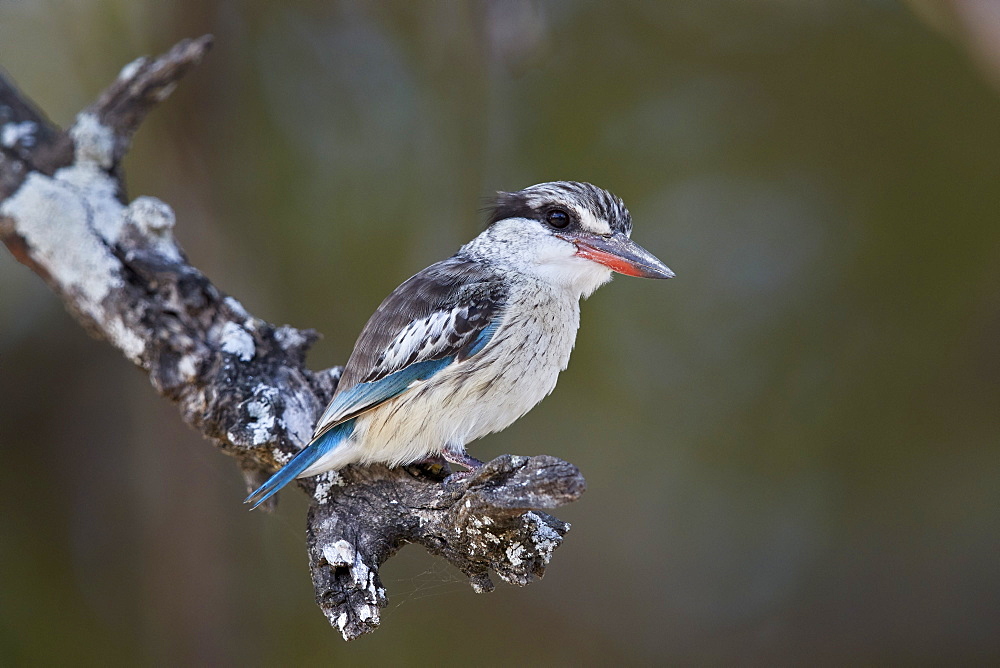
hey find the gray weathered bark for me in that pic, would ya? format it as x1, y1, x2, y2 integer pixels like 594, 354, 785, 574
0, 36, 585, 640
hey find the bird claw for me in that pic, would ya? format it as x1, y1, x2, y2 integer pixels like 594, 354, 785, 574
440, 451, 485, 487
442, 450, 484, 470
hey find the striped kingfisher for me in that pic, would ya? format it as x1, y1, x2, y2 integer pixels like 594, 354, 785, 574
246, 181, 672, 509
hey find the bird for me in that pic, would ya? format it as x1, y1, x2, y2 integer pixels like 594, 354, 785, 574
245, 181, 673, 509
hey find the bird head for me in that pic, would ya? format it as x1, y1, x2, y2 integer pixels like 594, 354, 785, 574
467, 181, 673, 297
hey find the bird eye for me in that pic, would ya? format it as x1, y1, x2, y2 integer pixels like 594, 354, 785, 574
545, 209, 570, 229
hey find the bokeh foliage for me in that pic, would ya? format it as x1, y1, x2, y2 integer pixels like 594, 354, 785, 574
1, 1, 998, 663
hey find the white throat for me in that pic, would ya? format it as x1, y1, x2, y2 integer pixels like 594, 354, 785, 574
462, 218, 614, 300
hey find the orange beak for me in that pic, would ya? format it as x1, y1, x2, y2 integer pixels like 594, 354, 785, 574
562, 231, 674, 279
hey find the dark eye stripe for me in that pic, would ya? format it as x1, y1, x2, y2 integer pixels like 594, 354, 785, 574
487, 181, 631, 234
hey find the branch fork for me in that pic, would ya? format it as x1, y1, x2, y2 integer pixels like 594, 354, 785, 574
0, 36, 586, 640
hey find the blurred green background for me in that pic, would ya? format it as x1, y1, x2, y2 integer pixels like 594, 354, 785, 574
2, 1, 999, 664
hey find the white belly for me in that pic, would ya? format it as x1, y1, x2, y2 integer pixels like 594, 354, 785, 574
314, 283, 581, 470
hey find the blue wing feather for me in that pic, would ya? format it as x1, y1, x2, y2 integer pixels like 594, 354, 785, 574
323, 356, 456, 426
314, 302, 505, 435
244, 418, 356, 510
245, 325, 501, 511
245, 257, 508, 510
463, 320, 500, 358
244, 356, 464, 510
317, 319, 501, 433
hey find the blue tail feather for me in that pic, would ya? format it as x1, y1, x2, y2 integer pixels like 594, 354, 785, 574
245, 419, 355, 510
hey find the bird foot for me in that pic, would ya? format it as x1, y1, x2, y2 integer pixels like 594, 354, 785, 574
443, 451, 484, 470
441, 451, 484, 485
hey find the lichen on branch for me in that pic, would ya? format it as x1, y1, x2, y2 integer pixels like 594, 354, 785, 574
0, 35, 585, 641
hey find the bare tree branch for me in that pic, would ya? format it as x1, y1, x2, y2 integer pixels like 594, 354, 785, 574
0, 36, 585, 640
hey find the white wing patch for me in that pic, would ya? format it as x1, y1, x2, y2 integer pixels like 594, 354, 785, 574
375, 311, 453, 376
365, 304, 489, 383
312, 301, 500, 435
